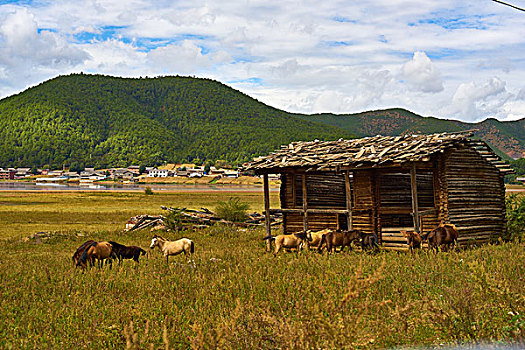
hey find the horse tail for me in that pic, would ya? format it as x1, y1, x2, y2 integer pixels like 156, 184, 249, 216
72, 240, 95, 263
78, 241, 97, 266
190, 240, 195, 254
372, 234, 379, 248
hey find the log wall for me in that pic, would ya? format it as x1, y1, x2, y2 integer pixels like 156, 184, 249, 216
442, 147, 506, 245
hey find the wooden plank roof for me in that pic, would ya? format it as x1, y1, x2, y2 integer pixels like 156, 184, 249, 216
242, 131, 514, 174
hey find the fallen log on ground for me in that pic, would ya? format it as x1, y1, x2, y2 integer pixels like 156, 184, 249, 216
125, 206, 282, 232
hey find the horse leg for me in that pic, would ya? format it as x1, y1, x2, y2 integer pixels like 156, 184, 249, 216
273, 243, 280, 256
166, 255, 169, 264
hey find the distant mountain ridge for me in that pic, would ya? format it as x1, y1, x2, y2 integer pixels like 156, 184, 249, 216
297, 109, 525, 160
0, 74, 523, 169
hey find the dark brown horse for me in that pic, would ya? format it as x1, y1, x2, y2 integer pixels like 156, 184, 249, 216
72, 240, 96, 265
401, 230, 422, 252
77, 241, 114, 268
359, 231, 380, 252
108, 241, 147, 263
421, 224, 458, 252
318, 230, 361, 253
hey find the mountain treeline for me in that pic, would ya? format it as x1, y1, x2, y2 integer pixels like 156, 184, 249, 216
1, 73, 524, 170
0, 74, 352, 169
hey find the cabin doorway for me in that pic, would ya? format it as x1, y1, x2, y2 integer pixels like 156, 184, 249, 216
378, 170, 435, 248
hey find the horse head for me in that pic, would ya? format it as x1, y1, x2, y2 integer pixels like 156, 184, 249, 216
306, 230, 312, 241
346, 230, 361, 242
150, 237, 159, 249
294, 231, 311, 241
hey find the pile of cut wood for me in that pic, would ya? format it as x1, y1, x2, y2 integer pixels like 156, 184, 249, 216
125, 215, 167, 232
124, 206, 282, 232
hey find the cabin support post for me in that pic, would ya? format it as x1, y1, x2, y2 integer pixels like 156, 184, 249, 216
345, 170, 353, 230
410, 165, 420, 234
263, 174, 271, 251
302, 173, 308, 231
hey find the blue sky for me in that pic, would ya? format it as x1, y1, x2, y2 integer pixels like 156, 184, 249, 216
0, 0, 524, 122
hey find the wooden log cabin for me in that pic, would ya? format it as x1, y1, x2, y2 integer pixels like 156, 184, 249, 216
242, 131, 514, 250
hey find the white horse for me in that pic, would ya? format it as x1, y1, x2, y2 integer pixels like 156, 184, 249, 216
149, 235, 195, 264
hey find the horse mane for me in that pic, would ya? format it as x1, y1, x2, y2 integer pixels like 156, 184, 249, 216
108, 241, 127, 249
77, 241, 98, 266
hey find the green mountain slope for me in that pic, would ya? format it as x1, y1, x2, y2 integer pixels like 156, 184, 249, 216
1, 74, 524, 169
297, 109, 525, 160
0, 74, 353, 168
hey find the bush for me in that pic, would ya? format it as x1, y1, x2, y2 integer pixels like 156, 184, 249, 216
505, 194, 525, 241
164, 208, 184, 231
144, 187, 154, 195
215, 197, 249, 222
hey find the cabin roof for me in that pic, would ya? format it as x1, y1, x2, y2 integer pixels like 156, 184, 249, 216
243, 131, 513, 174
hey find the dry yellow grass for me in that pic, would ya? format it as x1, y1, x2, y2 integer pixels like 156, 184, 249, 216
0, 191, 523, 349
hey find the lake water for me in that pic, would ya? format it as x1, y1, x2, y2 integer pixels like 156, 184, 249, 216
0, 181, 277, 192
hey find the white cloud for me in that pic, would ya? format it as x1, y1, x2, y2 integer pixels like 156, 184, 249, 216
450, 77, 507, 121
0, 7, 89, 92
502, 100, 525, 121
147, 40, 232, 74
0, 1, 524, 122
0, 8, 88, 66
401, 52, 443, 93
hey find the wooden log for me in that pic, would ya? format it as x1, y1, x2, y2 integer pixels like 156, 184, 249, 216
302, 173, 308, 231
410, 165, 420, 233
345, 170, 353, 230
263, 174, 271, 251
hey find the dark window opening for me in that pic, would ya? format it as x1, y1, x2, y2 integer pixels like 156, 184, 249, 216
338, 214, 348, 230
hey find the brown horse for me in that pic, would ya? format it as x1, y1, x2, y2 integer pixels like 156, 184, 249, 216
72, 240, 96, 265
77, 241, 114, 268
359, 231, 380, 252
401, 230, 422, 252
421, 224, 458, 252
108, 241, 147, 263
263, 231, 311, 256
318, 230, 361, 253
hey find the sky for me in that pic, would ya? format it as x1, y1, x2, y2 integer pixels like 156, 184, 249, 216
0, 0, 524, 123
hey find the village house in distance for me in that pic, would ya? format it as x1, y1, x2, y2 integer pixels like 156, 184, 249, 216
243, 131, 513, 250
0, 165, 240, 182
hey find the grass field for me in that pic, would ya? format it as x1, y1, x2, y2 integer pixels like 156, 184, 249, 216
0, 191, 523, 349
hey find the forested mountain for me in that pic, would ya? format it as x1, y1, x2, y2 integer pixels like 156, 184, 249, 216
0, 73, 524, 169
298, 109, 525, 160
0, 74, 353, 169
